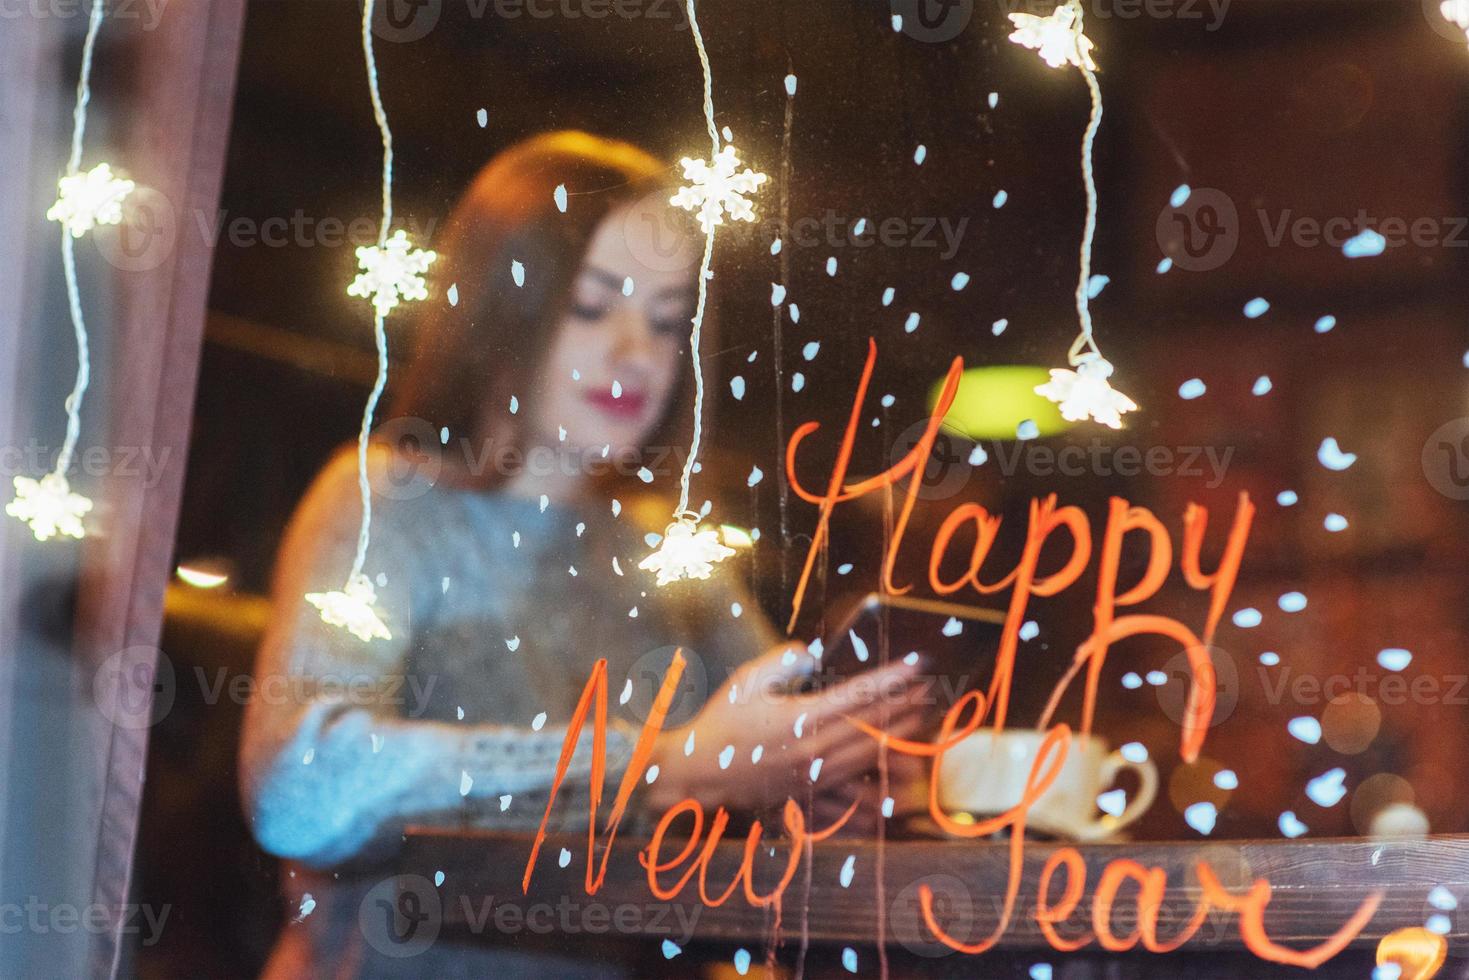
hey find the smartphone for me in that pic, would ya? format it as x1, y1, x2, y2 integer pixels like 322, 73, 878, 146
795, 593, 1007, 709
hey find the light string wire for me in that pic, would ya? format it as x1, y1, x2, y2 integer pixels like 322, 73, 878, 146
1067, 2, 1104, 367
53, 0, 108, 479
673, 0, 720, 521
347, 0, 396, 586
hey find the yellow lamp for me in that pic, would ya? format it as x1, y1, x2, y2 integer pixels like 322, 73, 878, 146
928, 365, 1073, 441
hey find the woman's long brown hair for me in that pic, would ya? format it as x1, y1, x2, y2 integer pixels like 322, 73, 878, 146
390, 131, 700, 491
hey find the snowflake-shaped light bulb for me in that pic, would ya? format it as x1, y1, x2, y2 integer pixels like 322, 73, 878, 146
670, 145, 768, 236
638, 514, 735, 587
1035, 352, 1138, 430
305, 573, 392, 642
1009, 4, 1097, 71
47, 163, 135, 238
7, 472, 92, 541
347, 229, 437, 318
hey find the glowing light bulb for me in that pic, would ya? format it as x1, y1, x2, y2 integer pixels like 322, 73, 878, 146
670, 145, 768, 235
176, 563, 229, 589
1034, 352, 1138, 430
1008, 3, 1097, 71
347, 229, 437, 318
638, 515, 735, 587
1444, 0, 1469, 35
6, 472, 92, 541
47, 163, 135, 237
305, 573, 392, 642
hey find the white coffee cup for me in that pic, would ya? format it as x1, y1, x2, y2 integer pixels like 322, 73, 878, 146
937, 729, 1158, 841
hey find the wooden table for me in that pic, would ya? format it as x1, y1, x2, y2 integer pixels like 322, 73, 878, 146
401, 828, 1469, 959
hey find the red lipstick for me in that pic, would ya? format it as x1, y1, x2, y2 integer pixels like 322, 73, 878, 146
585, 388, 647, 420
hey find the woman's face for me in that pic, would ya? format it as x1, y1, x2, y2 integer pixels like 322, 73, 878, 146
526, 196, 701, 460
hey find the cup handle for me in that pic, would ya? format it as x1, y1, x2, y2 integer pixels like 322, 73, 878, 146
1077, 751, 1159, 842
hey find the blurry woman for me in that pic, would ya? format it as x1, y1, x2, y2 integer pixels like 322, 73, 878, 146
240, 131, 926, 979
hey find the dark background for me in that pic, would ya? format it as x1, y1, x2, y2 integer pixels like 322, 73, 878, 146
136, 0, 1469, 975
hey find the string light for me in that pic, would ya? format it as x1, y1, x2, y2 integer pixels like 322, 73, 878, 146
347, 228, 436, 318
48, 163, 135, 238
1009, 1, 1138, 429
638, 514, 735, 587
670, 145, 767, 234
640, 0, 767, 586
306, 0, 437, 641
7, 0, 120, 542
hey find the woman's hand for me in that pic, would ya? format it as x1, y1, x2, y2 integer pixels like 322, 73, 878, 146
647, 643, 932, 814
809, 753, 928, 837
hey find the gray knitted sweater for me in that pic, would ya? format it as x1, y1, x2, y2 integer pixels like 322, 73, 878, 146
239, 449, 773, 978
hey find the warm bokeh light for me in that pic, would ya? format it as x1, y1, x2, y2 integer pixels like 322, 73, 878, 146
1377, 927, 1447, 980
176, 562, 230, 589
929, 365, 1072, 441
718, 524, 755, 549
